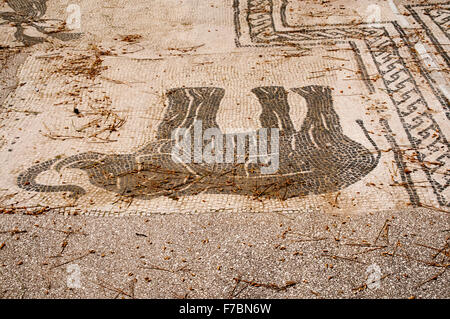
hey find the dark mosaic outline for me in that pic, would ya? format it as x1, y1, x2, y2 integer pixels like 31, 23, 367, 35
405, 2, 450, 68
234, 0, 449, 207
404, 3, 450, 119
349, 40, 376, 94
17, 86, 382, 201
391, 22, 450, 121
424, 6, 450, 40
380, 118, 420, 207
13, 0, 448, 208
0, 0, 82, 47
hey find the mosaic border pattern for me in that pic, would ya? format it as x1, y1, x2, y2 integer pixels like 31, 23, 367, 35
406, 2, 450, 68
234, 0, 449, 207
404, 2, 450, 119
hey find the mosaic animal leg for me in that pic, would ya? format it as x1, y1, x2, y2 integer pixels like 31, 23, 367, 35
292, 85, 380, 158
132, 88, 226, 198
251, 86, 296, 135
292, 85, 342, 144
251, 86, 311, 177
291, 85, 381, 192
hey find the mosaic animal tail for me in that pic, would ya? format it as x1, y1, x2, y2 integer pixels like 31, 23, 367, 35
17, 85, 381, 200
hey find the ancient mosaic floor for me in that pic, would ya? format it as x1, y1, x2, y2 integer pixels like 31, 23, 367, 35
0, 0, 448, 299
1, 0, 449, 216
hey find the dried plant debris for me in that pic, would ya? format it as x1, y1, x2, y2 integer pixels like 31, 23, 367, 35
44, 97, 127, 143
50, 45, 110, 80
35, 45, 126, 143
118, 34, 143, 43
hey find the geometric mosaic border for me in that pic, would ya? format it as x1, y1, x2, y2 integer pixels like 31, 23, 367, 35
234, 0, 449, 207
406, 2, 450, 68
405, 2, 450, 119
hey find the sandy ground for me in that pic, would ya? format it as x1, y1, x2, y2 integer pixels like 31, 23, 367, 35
0, 208, 448, 299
